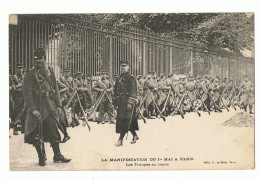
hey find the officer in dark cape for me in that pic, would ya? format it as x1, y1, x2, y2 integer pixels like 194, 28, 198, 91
114, 60, 139, 147
23, 48, 71, 166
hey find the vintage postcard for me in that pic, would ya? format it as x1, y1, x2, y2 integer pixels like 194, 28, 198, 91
9, 13, 255, 170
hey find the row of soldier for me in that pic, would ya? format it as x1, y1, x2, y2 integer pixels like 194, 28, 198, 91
9, 63, 254, 140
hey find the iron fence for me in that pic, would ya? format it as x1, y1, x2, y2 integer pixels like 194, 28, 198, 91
9, 14, 254, 81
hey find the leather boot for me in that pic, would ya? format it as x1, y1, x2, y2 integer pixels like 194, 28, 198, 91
51, 143, 71, 163
35, 144, 46, 166
131, 135, 139, 144
61, 134, 70, 143
115, 140, 123, 147
109, 115, 115, 124
13, 128, 18, 135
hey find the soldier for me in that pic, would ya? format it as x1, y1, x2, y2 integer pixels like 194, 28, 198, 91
9, 65, 22, 135
92, 70, 115, 124
11, 63, 25, 135
23, 48, 70, 166
209, 77, 222, 112
239, 75, 254, 114
60, 68, 73, 92
114, 60, 139, 147
184, 75, 196, 112
163, 73, 174, 115
56, 80, 71, 143
137, 75, 144, 100
143, 71, 157, 119
157, 73, 171, 113
174, 76, 186, 114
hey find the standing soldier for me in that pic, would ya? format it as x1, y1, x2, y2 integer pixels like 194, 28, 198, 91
72, 71, 93, 122
23, 48, 70, 166
143, 71, 157, 119
157, 74, 171, 113
92, 70, 115, 124
12, 63, 25, 135
114, 60, 139, 146
137, 75, 144, 102
209, 77, 222, 112
185, 75, 196, 112
239, 75, 254, 114
174, 76, 186, 114
60, 68, 73, 92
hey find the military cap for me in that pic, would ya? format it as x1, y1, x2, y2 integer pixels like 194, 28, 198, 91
16, 63, 23, 69
100, 70, 108, 75
120, 60, 129, 65
160, 73, 165, 78
76, 71, 83, 75
244, 75, 248, 78
137, 75, 142, 79
203, 75, 209, 79
196, 76, 200, 80
168, 72, 173, 77
34, 48, 46, 59
64, 68, 70, 72
22, 68, 27, 72
86, 73, 92, 77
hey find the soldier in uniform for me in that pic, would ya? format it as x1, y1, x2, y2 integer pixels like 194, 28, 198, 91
60, 68, 73, 92
11, 63, 25, 135
72, 71, 93, 124
209, 77, 222, 112
23, 48, 70, 166
172, 76, 186, 114
143, 71, 157, 119
92, 71, 115, 124
114, 60, 139, 147
239, 75, 254, 114
184, 75, 196, 112
157, 73, 171, 113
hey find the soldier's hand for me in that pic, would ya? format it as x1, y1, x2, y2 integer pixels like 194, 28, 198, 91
16, 83, 22, 88
57, 107, 62, 113
106, 89, 111, 92
32, 110, 41, 120
126, 104, 132, 111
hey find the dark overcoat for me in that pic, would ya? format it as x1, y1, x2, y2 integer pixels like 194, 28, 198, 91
23, 67, 62, 144
114, 72, 139, 133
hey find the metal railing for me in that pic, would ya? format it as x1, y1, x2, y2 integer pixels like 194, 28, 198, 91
9, 14, 254, 81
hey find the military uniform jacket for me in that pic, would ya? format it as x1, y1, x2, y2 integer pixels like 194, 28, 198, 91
23, 68, 62, 118
143, 78, 157, 106
93, 78, 112, 102
23, 67, 62, 143
157, 79, 170, 104
185, 81, 196, 99
114, 72, 138, 133
60, 76, 73, 90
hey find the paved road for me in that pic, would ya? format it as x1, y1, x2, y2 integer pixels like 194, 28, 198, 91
9, 108, 254, 170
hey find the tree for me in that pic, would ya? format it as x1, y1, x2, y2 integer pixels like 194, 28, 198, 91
189, 13, 254, 53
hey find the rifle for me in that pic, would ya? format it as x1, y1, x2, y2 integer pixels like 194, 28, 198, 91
196, 90, 211, 115
218, 92, 230, 112
169, 90, 185, 119
9, 106, 25, 130
161, 89, 171, 113
85, 90, 106, 122
205, 89, 222, 112
76, 92, 91, 131
147, 90, 166, 121
185, 90, 201, 117
63, 89, 78, 126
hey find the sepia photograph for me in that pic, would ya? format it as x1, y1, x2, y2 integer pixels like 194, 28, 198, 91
8, 12, 255, 171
